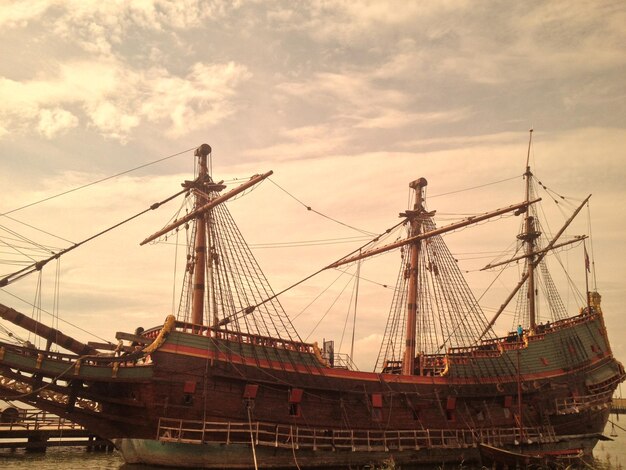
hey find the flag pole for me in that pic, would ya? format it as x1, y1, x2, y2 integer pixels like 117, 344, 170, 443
584, 241, 591, 311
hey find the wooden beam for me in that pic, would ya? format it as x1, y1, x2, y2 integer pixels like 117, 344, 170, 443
114, 332, 150, 344
140, 171, 273, 246
0, 303, 98, 356
327, 198, 540, 269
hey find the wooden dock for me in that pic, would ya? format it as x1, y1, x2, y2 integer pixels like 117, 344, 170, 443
0, 408, 113, 452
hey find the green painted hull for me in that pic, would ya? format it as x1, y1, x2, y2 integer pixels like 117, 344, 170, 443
115, 437, 481, 469
115, 433, 601, 469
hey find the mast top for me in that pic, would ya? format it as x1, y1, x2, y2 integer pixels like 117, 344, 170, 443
195, 143, 212, 157
409, 177, 428, 190
525, 129, 533, 171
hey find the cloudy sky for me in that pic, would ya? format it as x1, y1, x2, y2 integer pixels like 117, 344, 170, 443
0, 1, 625, 370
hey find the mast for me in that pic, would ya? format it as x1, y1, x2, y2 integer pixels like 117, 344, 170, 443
520, 129, 539, 329
516, 130, 534, 439
479, 194, 591, 339
139, 144, 273, 331
402, 178, 429, 376
191, 144, 211, 326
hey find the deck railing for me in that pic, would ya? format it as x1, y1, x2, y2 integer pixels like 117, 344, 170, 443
0, 341, 148, 368
555, 389, 613, 415
144, 322, 317, 356
156, 417, 556, 451
320, 352, 358, 370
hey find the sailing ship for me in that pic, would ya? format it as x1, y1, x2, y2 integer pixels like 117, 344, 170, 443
0, 135, 623, 468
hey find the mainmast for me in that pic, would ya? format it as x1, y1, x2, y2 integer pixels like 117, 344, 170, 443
190, 144, 211, 325
402, 178, 430, 376
520, 130, 539, 330
325, 173, 539, 369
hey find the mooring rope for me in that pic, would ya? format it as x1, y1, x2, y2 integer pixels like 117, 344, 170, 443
247, 405, 259, 470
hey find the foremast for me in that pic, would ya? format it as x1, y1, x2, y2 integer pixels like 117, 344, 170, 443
141, 145, 273, 330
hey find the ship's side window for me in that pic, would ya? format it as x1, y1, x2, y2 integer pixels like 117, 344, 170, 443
243, 384, 259, 410
446, 396, 456, 422
371, 393, 383, 422
289, 403, 301, 417
183, 380, 196, 406
289, 388, 303, 417
503, 395, 513, 419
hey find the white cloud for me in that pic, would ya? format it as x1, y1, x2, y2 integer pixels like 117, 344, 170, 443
0, 61, 121, 120
455, 4, 625, 84
354, 333, 384, 371
0, 0, 51, 28
279, 71, 410, 126
244, 123, 352, 160
255, 70, 471, 157
85, 102, 140, 142
292, 1, 626, 86
0, 59, 251, 142
355, 109, 470, 130
297, 0, 468, 44
0, 1, 242, 47
316, 0, 463, 26
141, 62, 252, 137
398, 131, 526, 151
37, 108, 79, 138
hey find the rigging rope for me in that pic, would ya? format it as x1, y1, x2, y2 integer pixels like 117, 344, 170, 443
215, 218, 407, 330
585, 202, 598, 290
0, 188, 188, 288
338, 274, 356, 354
268, 178, 377, 236
249, 235, 372, 249
428, 175, 522, 199
1, 147, 196, 217
1, 217, 70, 250
292, 270, 352, 322
247, 405, 259, 470
304, 273, 354, 342
1, 289, 110, 343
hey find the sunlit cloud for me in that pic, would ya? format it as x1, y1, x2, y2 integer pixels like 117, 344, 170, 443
36, 108, 79, 138
0, 59, 251, 142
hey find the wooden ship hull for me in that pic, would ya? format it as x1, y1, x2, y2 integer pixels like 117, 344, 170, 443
0, 139, 623, 468
478, 443, 585, 469
0, 302, 622, 467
